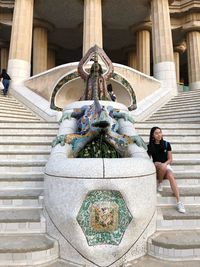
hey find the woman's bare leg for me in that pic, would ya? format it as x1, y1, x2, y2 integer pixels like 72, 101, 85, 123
165, 170, 180, 202
155, 163, 167, 183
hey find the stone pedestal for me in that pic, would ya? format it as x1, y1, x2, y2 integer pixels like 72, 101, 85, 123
136, 30, 150, 75
33, 27, 48, 75
83, 0, 103, 55
187, 31, 200, 90
8, 0, 34, 82
44, 101, 156, 267
151, 0, 177, 93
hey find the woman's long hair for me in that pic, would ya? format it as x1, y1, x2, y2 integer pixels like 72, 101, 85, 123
147, 126, 165, 156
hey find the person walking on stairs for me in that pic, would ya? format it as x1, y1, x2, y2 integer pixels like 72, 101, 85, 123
0, 69, 11, 96
147, 126, 186, 213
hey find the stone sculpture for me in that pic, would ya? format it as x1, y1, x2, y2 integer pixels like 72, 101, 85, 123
52, 45, 146, 158
45, 45, 156, 267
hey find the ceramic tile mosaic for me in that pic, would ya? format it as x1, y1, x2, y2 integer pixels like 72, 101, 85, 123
77, 190, 133, 246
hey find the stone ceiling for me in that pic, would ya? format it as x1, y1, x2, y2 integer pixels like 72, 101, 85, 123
0, 0, 199, 64
34, 0, 150, 51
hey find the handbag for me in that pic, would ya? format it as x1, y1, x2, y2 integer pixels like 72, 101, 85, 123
0, 81, 4, 90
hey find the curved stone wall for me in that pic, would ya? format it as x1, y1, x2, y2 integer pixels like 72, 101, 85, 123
44, 101, 156, 266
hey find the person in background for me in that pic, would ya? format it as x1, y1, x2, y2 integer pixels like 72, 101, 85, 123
147, 126, 185, 213
0, 69, 11, 96
107, 84, 117, 102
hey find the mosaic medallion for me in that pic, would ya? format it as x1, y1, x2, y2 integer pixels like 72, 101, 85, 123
77, 190, 133, 246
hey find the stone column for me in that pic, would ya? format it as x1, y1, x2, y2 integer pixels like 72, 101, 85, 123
8, 0, 34, 82
151, 0, 177, 92
83, 0, 103, 55
32, 26, 48, 75
136, 30, 151, 75
0, 41, 9, 70
47, 48, 56, 70
128, 50, 137, 69
174, 42, 186, 84
186, 31, 200, 90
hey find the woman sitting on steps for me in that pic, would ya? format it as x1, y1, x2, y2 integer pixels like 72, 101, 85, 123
147, 126, 186, 214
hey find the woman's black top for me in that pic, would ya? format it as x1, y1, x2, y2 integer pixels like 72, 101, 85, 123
0, 73, 11, 80
148, 140, 171, 163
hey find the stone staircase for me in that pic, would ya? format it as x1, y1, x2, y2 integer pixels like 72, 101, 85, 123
0, 93, 69, 266
132, 89, 200, 266
1, 89, 200, 266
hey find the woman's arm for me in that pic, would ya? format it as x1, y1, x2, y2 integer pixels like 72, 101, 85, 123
165, 151, 173, 165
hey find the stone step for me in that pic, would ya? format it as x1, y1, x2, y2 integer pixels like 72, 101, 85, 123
0, 209, 40, 223
148, 230, 200, 260
159, 105, 200, 112
172, 159, 200, 166
172, 164, 200, 172
0, 96, 21, 105
151, 109, 200, 118
137, 128, 200, 134
157, 195, 200, 206
39, 260, 76, 267
0, 117, 41, 122
135, 122, 200, 129
0, 198, 41, 209
162, 206, 200, 220
0, 161, 46, 172
143, 141, 200, 150
0, 181, 43, 189
162, 100, 200, 109
162, 178, 200, 186
0, 219, 45, 234
1, 135, 54, 142
0, 234, 58, 265
0, 107, 34, 115
0, 151, 50, 160
140, 134, 200, 143
0, 142, 51, 151
0, 172, 44, 182
174, 171, 200, 179
147, 115, 200, 122
0, 122, 58, 128
149, 113, 200, 120
0, 109, 35, 117
157, 206, 200, 231
169, 152, 200, 160
0, 189, 43, 199
166, 97, 200, 104
175, 89, 200, 96
161, 185, 200, 197
0, 113, 40, 120
129, 255, 200, 267
0, 128, 58, 134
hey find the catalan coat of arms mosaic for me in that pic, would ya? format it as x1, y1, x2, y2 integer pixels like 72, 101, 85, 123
77, 190, 133, 246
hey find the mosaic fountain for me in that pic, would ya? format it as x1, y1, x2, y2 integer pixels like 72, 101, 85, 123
44, 46, 156, 267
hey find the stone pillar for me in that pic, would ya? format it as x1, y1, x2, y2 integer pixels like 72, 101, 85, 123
136, 30, 151, 75
128, 50, 137, 69
186, 31, 200, 90
0, 41, 9, 70
33, 26, 48, 75
47, 48, 56, 70
173, 51, 180, 84
83, 0, 103, 55
151, 0, 177, 92
174, 42, 186, 84
8, 0, 34, 82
